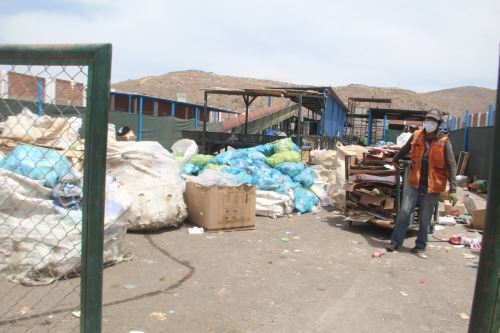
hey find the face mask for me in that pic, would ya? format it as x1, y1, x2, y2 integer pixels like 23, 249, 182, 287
423, 120, 438, 133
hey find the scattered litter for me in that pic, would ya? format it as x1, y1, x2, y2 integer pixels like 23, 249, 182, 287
282, 250, 289, 254
123, 284, 137, 289
149, 312, 167, 321
438, 216, 456, 225
352, 241, 361, 244
19, 307, 31, 315
449, 235, 462, 245
400, 291, 408, 297
428, 244, 435, 248
281, 237, 289, 242
316, 216, 321, 219
335, 223, 344, 228
294, 249, 303, 253
454, 245, 465, 249
461, 232, 483, 250
459, 313, 470, 320
205, 235, 216, 239
434, 225, 445, 231
169, 310, 175, 314
72, 311, 81, 318
417, 253, 428, 259
372, 251, 385, 258
466, 261, 479, 268
187, 227, 204, 234
463, 253, 476, 260
293, 236, 300, 239
418, 277, 427, 284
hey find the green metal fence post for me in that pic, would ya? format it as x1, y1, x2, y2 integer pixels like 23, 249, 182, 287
80, 44, 112, 333
468, 56, 500, 333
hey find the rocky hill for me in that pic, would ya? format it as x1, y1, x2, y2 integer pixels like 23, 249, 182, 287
111, 70, 496, 117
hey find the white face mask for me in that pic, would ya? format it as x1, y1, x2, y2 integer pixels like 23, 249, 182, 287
423, 120, 438, 133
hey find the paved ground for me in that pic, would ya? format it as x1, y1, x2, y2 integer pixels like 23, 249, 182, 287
0, 205, 480, 333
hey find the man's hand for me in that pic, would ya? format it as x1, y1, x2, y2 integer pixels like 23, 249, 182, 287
449, 192, 458, 206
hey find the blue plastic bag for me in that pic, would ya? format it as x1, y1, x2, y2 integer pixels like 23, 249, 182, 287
0, 145, 73, 188
222, 167, 253, 184
254, 174, 281, 191
182, 163, 200, 175
250, 143, 275, 157
292, 167, 316, 188
275, 162, 305, 178
243, 149, 267, 161
294, 187, 319, 213
211, 151, 235, 165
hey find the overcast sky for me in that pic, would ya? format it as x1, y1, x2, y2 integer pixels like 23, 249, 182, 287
1, 0, 499, 92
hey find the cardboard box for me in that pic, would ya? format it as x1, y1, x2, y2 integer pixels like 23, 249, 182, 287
444, 200, 466, 216
185, 181, 256, 231
471, 209, 486, 230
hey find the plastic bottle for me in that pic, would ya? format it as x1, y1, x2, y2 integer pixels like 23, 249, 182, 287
372, 251, 385, 258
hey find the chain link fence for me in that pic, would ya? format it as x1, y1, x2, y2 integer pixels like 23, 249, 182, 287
0, 45, 112, 333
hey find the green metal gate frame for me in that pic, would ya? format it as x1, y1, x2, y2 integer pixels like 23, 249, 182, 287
0, 44, 112, 333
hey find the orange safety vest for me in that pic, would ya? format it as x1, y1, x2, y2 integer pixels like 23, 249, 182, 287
408, 130, 449, 193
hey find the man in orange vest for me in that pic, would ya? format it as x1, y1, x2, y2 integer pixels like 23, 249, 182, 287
386, 109, 458, 253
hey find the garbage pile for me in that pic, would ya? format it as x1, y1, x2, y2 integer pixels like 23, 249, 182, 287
343, 145, 409, 227
0, 108, 133, 285
181, 138, 341, 215
106, 141, 187, 231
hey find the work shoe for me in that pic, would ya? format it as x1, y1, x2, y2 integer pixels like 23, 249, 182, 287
386, 243, 400, 252
410, 246, 425, 254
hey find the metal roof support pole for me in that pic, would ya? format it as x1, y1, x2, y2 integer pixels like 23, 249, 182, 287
447, 114, 450, 130
469, 64, 500, 332
488, 104, 494, 126
334, 102, 340, 141
203, 92, 208, 153
138, 96, 143, 141
37, 79, 43, 115
244, 95, 249, 134
171, 101, 176, 117
464, 110, 469, 152
340, 109, 345, 143
243, 95, 257, 134
128, 94, 132, 113
452, 117, 456, 131
383, 114, 387, 141
195, 107, 199, 129
319, 106, 325, 149
367, 110, 373, 145
297, 94, 303, 147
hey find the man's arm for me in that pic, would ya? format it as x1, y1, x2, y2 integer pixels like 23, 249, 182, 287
393, 136, 412, 163
445, 140, 457, 192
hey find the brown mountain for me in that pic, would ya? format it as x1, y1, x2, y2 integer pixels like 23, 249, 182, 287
111, 70, 496, 117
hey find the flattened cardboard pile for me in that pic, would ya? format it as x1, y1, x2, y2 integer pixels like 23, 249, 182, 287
344, 146, 408, 228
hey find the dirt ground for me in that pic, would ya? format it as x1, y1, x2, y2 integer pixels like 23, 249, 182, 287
0, 203, 480, 333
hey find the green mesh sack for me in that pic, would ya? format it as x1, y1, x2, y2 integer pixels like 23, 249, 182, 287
273, 137, 294, 153
190, 154, 214, 167
266, 151, 301, 167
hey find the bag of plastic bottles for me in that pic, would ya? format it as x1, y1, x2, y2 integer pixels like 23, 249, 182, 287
275, 162, 305, 178
294, 187, 319, 213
